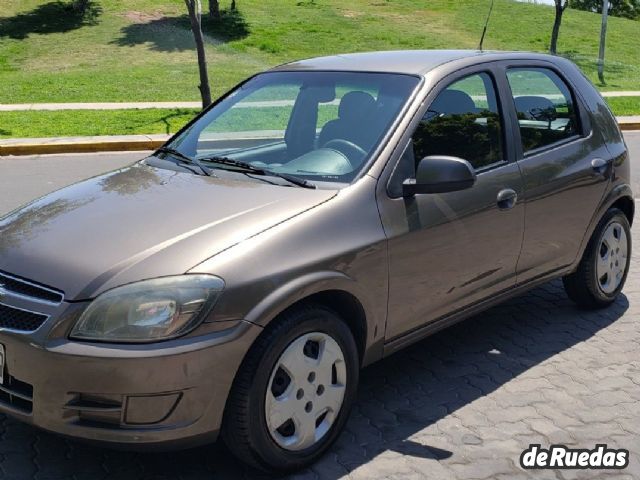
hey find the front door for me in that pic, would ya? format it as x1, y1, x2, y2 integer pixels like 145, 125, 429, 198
378, 69, 525, 340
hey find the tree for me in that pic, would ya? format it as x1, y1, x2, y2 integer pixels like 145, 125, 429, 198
550, 0, 570, 54
209, 0, 220, 19
598, 0, 609, 84
184, 0, 212, 108
571, 0, 640, 20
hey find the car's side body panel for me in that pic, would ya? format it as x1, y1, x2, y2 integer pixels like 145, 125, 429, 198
380, 160, 525, 340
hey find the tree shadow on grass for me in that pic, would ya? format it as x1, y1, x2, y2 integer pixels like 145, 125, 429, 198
203, 9, 250, 42
0, 1, 102, 40
135, 109, 197, 134
112, 9, 249, 52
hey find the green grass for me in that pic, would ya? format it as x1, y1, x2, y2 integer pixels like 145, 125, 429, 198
605, 96, 640, 116
0, 97, 635, 139
1, 0, 639, 107
0, 109, 198, 138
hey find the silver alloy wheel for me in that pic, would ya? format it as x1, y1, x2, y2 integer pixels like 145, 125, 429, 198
265, 332, 347, 451
596, 221, 628, 294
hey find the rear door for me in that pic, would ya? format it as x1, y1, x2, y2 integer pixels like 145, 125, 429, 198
501, 62, 612, 282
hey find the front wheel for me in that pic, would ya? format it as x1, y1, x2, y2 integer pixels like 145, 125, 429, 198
563, 208, 631, 309
222, 305, 359, 473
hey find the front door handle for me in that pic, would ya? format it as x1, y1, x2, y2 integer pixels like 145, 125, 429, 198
497, 188, 517, 210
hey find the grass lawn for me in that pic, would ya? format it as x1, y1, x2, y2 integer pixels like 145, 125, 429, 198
606, 96, 640, 116
0, 109, 198, 138
1, 0, 639, 108
0, 97, 637, 139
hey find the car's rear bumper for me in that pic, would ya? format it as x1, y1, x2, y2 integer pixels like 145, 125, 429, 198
0, 320, 261, 449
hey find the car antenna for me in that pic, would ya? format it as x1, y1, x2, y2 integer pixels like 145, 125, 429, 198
478, 0, 495, 51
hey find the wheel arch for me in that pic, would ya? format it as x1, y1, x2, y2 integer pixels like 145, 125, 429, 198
243, 271, 383, 367
286, 289, 368, 365
573, 184, 634, 270
611, 195, 634, 226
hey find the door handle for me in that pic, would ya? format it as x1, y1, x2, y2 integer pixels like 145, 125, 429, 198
497, 188, 517, 210
591, 158, 611, 175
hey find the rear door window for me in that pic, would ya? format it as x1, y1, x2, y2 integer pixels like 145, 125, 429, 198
506, 68, 580, 153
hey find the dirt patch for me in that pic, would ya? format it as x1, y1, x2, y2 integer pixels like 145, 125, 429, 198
342, 10, 362, 18
123, 11, 166, 24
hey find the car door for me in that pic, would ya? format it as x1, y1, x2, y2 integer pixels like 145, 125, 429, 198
377, 67, 525, 341
502, 62, 612, 282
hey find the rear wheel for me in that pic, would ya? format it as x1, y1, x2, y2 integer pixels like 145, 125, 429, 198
563, 208, 631, 309
222, 305, 359, 473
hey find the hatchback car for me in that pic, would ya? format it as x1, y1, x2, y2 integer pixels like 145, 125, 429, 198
0, 50, 633, 472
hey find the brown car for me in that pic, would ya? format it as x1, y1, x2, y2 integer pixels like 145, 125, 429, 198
0, 50, 633, 472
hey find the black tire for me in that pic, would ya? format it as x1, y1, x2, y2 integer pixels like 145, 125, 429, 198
222, 305, 359, 473
563, 208, 631, 309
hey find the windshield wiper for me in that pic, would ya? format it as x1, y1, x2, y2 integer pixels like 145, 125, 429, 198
155, 147, 214, 177
200, 156, 317, 189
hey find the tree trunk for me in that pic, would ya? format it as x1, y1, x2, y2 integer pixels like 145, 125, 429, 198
598, 0, 609, 85
185, 0, 212, 108
209, 0, 220, 19
549, 0, 567, 54
72, 0, 89, 13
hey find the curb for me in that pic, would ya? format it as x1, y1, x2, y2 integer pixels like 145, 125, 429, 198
621, 122, 640, 131
0, 124, 638, 157
0, 135, 170, 156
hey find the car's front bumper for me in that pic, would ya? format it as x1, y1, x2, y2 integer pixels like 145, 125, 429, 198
0, 314, 261, 449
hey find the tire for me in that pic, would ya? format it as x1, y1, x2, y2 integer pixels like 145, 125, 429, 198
222, 305, 359, 473
563, 208, 631, 309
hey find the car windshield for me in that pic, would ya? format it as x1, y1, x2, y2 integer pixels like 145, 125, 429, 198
167, 71, 420, 185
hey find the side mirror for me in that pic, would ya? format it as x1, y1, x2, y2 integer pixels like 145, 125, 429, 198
402, 155, 477, 196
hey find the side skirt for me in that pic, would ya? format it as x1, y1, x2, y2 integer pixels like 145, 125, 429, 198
382, 266, 573, 358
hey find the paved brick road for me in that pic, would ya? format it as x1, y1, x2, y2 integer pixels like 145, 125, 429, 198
0, 225, 636, 479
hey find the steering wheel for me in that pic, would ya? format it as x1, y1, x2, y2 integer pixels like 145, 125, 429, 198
322, 139, 367, 167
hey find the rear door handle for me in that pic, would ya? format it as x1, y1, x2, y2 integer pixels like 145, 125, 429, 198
591, 158, 611, 175
497, 188, 517, 210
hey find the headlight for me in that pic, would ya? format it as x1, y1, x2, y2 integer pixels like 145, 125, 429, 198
70, 275, 225, 343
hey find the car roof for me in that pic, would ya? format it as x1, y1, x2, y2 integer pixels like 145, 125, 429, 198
269, 50, 560, 76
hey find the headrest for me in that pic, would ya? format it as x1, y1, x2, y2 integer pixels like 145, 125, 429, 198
515, 95, 557, 120
431, 89, 476, 115
338, 91, 376, 121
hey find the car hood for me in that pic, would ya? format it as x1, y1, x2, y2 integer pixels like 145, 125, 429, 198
0, 163, 336, 300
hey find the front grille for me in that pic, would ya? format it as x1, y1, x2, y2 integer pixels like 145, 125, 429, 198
0, 303, 48, 332
0, 374, 33, 414
0, 271, 63, 304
